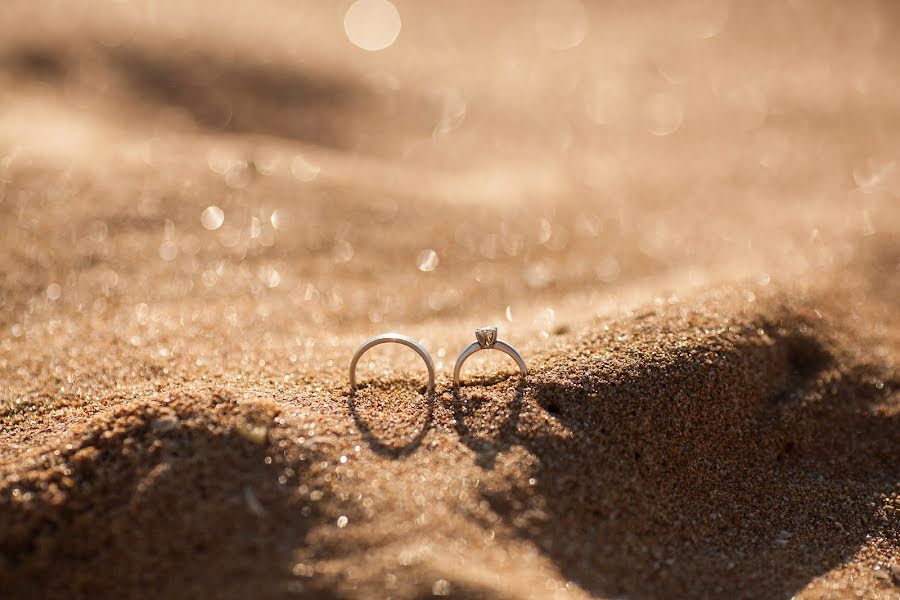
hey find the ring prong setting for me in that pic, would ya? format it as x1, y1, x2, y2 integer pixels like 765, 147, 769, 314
475, 326, 498, 349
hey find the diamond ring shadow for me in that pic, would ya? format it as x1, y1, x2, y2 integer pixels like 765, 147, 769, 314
450, 379, 527, 469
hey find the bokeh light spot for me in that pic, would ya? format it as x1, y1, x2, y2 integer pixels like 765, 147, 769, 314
416, 249, 439, 272
344, 0, 402, 52
201, 206, 225, 230
46, 283, 61, 301
270, 210, 284, 231
159, 241, 178, 261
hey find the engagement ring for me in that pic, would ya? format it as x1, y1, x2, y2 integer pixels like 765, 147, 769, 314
453, 326, 527, 387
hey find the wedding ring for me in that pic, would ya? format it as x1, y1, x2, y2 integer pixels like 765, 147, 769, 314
453, 326, 527, 387
349, 333, 435, 393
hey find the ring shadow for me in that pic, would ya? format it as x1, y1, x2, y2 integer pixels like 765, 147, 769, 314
462, 328, 900, 598
347, 378, 435, 459
450, 376, 527, 469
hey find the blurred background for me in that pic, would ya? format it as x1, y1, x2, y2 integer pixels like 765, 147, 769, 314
1, 0, 898, 383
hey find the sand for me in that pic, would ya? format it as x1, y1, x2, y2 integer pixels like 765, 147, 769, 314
0, 1, 898, 598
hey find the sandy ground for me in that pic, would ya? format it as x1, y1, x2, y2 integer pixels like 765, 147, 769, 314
0, 1, 898, 598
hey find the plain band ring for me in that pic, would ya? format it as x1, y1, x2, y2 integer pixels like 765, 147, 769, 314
349, 333, 435, 393
453, 327, 527, 387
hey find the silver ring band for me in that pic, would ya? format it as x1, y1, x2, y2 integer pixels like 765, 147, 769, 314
453, 327, 527, 387
349, 333, 435, 393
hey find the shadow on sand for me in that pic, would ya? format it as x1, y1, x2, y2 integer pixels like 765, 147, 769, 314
450, 327, 898, 598
347, 379, 435, 459
2, 42, 436, 154
0, 392, 343, 600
